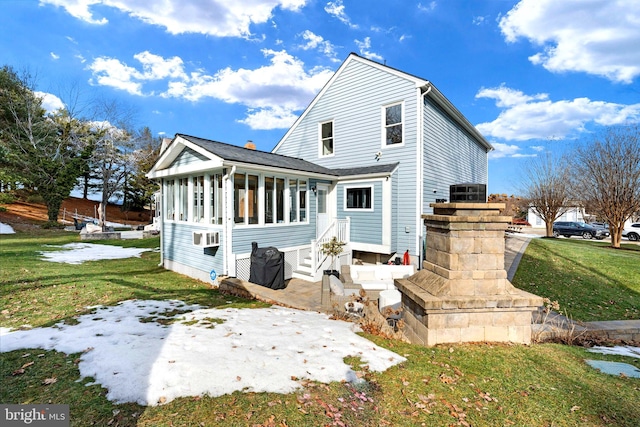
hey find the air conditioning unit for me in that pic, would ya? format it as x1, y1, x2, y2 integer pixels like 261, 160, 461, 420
192, 231, 220, 247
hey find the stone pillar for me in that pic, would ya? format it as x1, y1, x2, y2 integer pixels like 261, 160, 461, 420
395, 203, 542, 346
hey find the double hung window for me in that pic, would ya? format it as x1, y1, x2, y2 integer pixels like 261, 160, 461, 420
384, 103, 403, 145
320, 121, 334, 156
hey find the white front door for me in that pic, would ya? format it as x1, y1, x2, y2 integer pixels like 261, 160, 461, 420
316, 183, 330, 237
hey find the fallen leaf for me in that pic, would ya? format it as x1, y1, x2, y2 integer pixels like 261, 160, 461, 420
571, 405, 580, 412
42, 377, 57, 385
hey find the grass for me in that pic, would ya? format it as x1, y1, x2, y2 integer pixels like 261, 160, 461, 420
0, 233, 267, 329
512, 238, 640, 322
1, 232, 640, 426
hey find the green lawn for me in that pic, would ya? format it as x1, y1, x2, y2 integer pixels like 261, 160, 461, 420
1, 232, 639, 426
512, 238, 640, 322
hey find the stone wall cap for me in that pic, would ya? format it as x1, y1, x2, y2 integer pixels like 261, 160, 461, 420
429, 202, 506, 209
424, 214, 513, 223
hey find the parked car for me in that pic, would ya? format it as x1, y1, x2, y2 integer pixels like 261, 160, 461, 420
511, 218, 531, 226
622, 223, 640, 241
589, 222, 609, 230
552, 221, 610, 240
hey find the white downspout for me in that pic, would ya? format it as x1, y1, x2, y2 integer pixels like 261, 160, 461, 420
223, 165, 236, 276
417, 84, 432, 265
158, 178, 164, 267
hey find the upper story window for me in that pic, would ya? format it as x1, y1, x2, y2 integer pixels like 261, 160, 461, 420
383, 102, 403, 146
320, 121, 334, 156
345, 186, 373, 211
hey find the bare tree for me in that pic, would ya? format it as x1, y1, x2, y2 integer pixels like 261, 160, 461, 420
572, 125, 640, 248
87, 98, 136, 229
520, 152, 573, 237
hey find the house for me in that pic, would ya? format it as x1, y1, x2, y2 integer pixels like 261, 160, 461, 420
147, 53, 492, 284
527, 206, 585, 229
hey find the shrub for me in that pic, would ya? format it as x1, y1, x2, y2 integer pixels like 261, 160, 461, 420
0, 192, 16, 204
26, 194, 45, 204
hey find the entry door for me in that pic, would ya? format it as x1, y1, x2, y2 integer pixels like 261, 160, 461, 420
316, 183, 330, 237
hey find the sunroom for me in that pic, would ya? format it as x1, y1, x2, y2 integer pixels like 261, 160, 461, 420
147, 134, 355, 283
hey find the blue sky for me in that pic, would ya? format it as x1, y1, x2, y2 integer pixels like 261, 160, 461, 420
2, 0, 639, 195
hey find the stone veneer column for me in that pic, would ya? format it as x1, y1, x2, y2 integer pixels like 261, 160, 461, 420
395, 203, 543, 346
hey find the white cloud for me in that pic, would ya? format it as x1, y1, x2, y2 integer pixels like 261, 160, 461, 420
417, 2, 437, 13
87, 49, 334, 130
88, 57, 144, 95
34, 91, 65, 113
298, 30, 339, 61
40, 0, 307, 38
50, 52, 60, 60
239, 106, 300, 130
499, 0, 640, 83
489, 142, 525, 159
41, 0, 107, 24
325, 0, 358, 29
530, 145, 545, 152
472, 16, 487, 26
476, 85, 640, 141
355, 37, 383, 62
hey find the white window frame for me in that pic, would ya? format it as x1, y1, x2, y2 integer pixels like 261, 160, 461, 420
192, 175, 205, 223
381, 101, 404, 147
165, 179, 175, 221
343, 184, 374, 212
319, 120, 334, 157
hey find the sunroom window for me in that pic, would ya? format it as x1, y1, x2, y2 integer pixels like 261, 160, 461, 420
210, 173, 223, 225
178, 178, 188, 221
287, 179, 308, 223
234, 173, 258, 225
193, 176, 204, 223
166, 179, 175, 220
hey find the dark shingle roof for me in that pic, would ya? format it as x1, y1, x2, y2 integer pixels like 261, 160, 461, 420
179, 134, 397, 178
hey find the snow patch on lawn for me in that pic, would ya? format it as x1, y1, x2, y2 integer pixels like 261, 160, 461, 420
0, 222, 15, 234
0, 300, 405, 406
39, 242, 151, 264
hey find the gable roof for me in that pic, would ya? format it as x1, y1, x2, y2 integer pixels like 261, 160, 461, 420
147, 133, 398, 179
272, 52, 492, 152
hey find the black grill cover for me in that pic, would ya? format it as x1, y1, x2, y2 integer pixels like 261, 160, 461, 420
249, 242, 286, 290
